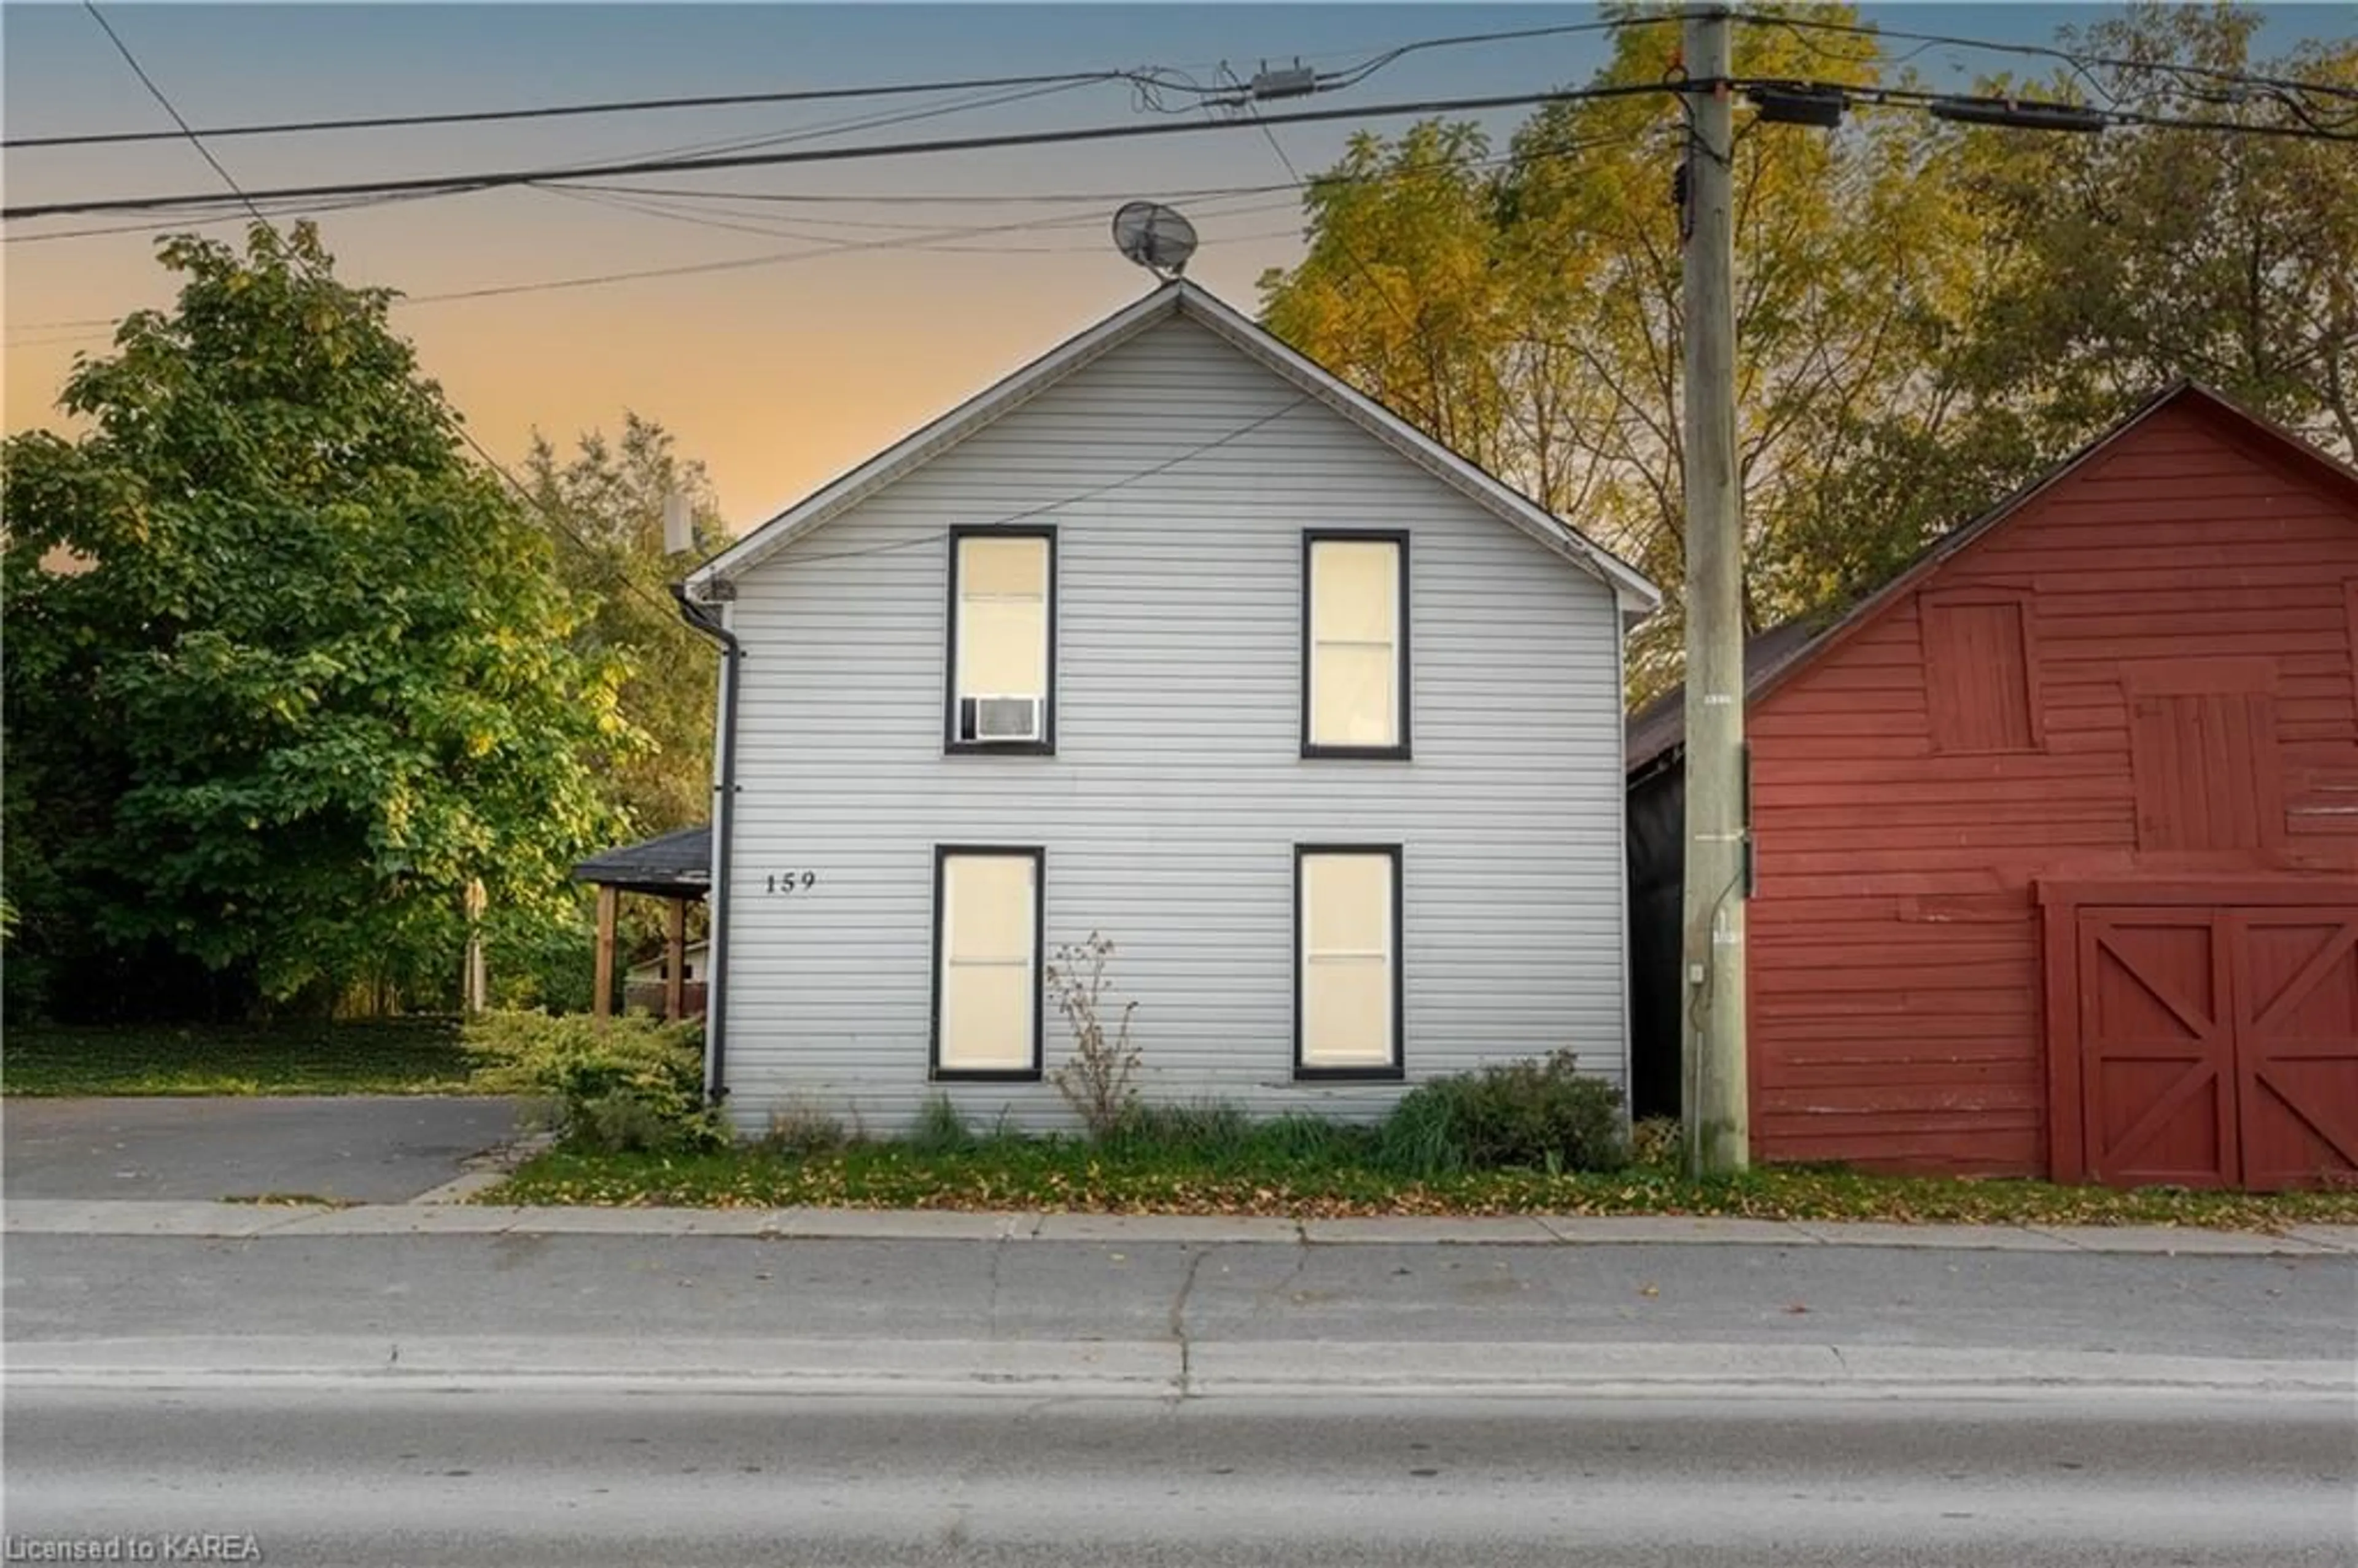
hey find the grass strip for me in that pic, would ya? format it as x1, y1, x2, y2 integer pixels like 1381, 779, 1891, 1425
489, 1139, 2358, 1230
3, 1019, 479, 1097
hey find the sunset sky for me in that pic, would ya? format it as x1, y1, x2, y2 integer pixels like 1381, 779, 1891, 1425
2, 3, 2329, 528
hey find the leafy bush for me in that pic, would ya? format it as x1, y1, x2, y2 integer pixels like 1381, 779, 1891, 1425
907, 1093, 975, 1155
1375, 1052, 1628, 1177
463, 1009, 722, 1154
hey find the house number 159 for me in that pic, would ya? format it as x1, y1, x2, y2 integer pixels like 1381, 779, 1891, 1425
765, 871, 817, 894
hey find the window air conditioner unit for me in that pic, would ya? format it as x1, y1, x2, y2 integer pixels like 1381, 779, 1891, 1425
964, 694, 1042, 743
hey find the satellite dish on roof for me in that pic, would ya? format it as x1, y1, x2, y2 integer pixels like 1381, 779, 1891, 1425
1111, 201, 1197, 281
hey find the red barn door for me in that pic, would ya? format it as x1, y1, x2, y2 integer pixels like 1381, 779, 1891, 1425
2056, 890, 2358, 1190
2077, 910, 2238, 1188
2234, 910, 2358, 1190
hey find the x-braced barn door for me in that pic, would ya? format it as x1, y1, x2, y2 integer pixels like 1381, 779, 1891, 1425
2232, 910, 2358, 1190
2077, 911, 2238, 1188
2077, 904, 2358, 1190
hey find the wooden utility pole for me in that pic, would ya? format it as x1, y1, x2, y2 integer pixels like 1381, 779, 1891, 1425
1679, 4, 1749, 1177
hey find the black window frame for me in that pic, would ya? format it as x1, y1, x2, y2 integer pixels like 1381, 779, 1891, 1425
1293, 842, 1406, 1082
929, 845, 1046, 1082
1300, 529, 1412, 760
946, 524, 1058, 756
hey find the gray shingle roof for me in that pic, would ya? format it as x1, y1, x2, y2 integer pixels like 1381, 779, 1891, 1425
572, 824, 710, 896
1624, 617, 1829, 778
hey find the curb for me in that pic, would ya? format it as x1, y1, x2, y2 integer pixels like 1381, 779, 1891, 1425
4, 1199, 2355, 1254
408, 1129, 559, 1205
8, 1335, 2347, 1399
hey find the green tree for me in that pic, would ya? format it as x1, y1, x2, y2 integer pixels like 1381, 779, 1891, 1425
1, 222, 632, 1019
523, 414, 727, 839
1263, 3, 1969, 692
1948, 7, 2356, 449
1259, 2, 2354, 693
1774, 6, 2358, 611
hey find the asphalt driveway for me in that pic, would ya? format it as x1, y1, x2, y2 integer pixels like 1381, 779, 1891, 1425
1, 1096, 531, 1203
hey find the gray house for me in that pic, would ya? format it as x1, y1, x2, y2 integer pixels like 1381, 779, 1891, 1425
679, 280, 1658, 1134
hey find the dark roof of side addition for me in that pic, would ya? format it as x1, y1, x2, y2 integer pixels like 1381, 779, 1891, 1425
572, 823, 710, 896
1623, 381, 2358, 783
1624, 616, 1830, 778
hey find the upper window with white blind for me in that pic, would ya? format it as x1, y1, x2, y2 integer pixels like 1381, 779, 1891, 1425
1296, 846, 1403, 1079
1303, 533, 1409, 757
949, 529, 1054, 752
933, 848, 1042, 1079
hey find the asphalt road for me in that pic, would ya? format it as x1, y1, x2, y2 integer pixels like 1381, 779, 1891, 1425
7, 1386, 2352, 1566
1, 1096, 527, 1202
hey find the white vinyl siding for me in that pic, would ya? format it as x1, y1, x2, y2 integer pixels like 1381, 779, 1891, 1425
1299, 851, 1397, 1071
952, 534, 1050, 743
936, 851, 1038, 1074
1307, 538, 1402, 750
716, 314, 1630, 1132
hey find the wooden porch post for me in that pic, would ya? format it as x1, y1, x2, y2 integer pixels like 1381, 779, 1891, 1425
593, 884, 618, 1022
664, 896, 687, 1022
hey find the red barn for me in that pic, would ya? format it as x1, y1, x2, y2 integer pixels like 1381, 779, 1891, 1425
1626, 384, 2358, 1190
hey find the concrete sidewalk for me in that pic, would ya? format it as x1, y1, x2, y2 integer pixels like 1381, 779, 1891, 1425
7, 1197, 2355, 1254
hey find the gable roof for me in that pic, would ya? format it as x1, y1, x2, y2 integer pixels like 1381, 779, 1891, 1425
1625, 381, 2358, 781
685, 279, 1660, 616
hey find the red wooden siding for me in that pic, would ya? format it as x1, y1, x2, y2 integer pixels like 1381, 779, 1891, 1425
1746, 398, 2358, 1176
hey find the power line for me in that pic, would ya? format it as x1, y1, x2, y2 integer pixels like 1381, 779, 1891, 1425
4, 187, 481, 246
7, 14, 1675, 153
1840, 80, 2358, 143
775, 397, 1313, 569
7, 129, 1648, 336
0, 174, 1304, 247
1, 67, 1213, 150
540, 184, 1298, 235
537, 180, 1304, 252
1224, 63, 1446, 359
76, 1, 271, 231
1, 80, 1683, 220
2, 135, 1632, 337
527, 76, 1115, 181
1, 82, 1118, 248
1735, 10, 2358, 106
25, 52, 2358, 228
1272, 15, 1673, 98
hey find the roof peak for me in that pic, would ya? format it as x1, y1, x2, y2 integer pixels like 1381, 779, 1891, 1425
685, 279, 1658, 615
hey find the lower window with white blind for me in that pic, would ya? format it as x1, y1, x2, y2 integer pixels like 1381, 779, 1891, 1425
932, 847, 1044, 1080
1294, 845, 1404, 1080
